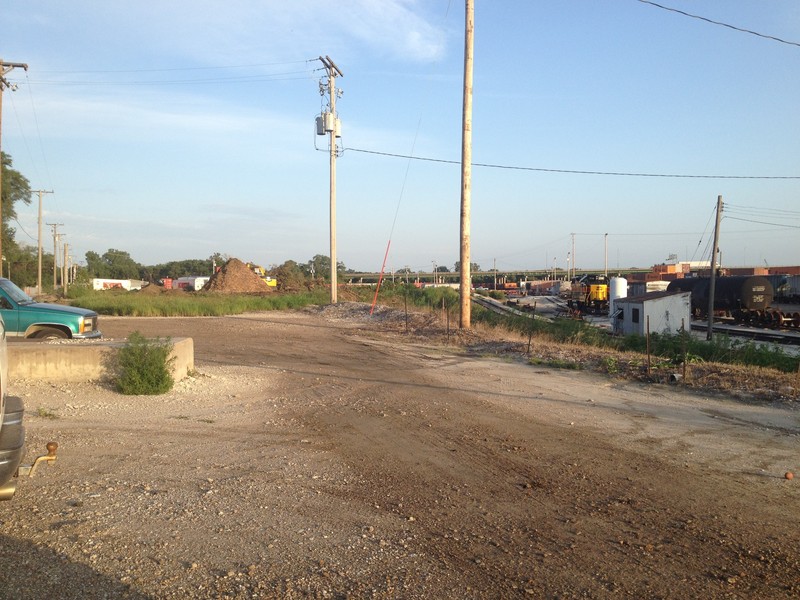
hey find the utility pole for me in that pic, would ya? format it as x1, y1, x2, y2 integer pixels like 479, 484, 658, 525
707, 195, 723, 341
63, 242, 69, 296
0, 60, 29, 266
48, 223, 62, 288
33, 189, 54, 295
317, 56, 343, 304
459, 0, 475, 329
604, 233, 608, 278
571, 233, 576, 280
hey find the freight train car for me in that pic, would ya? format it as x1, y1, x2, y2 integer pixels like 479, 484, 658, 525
666, 276, 799, 328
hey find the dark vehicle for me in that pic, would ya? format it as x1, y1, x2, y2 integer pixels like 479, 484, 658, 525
0, 315, 25, 500
0, 278, 101, 339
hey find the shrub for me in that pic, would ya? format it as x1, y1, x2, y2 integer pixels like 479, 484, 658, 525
114, 331, 175, 395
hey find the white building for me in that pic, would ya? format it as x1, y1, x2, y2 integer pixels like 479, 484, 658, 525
613, 291, 691, 336
173, 276, 210, 291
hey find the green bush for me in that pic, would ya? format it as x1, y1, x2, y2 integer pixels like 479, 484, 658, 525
114, 331, 175, 395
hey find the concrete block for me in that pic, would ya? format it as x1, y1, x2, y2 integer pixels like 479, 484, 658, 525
7, 337, 194, 383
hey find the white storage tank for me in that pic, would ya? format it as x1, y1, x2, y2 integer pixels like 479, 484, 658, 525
609, 277, 628, 330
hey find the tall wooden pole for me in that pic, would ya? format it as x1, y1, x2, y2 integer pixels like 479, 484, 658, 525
707, 195, 723, 341
33, 190, 53, 294
0, 60, 28, 272
459, 0, 475, 329
319, 56, 342, 305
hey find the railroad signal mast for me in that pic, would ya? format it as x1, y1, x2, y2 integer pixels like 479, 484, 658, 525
315, 56, 343, 304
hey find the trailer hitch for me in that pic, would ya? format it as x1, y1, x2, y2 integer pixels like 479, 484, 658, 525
17, 441, 59, 477
0, 442, 59, 501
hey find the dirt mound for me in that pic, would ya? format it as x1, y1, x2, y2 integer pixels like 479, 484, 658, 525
138, 283, 162, 294
202, 258, 270, 294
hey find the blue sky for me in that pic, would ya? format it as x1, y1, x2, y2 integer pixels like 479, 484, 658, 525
3, 0, 799, 274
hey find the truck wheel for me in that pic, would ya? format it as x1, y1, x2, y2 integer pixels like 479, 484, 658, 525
35, 328, 68, 340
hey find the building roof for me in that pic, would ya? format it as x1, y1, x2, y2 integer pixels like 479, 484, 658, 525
614, 290, 690, 304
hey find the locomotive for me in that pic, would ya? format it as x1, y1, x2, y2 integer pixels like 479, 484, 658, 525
567, 274, 609, 314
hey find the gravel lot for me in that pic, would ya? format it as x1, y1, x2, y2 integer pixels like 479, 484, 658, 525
1, 304, 798, 599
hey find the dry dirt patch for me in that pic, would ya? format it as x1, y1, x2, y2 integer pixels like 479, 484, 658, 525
1, 305, 798, 599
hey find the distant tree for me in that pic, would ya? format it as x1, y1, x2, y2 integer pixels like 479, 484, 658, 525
2, 243, 40, 287
144, 260, 200, 281
1, 152, 33, 282
435, 265, 450, 273
453, 261, 481, 272
305, 255, 346, 281
85, 249, 142, 279
85, 251, 111, 278
271, 260, 307, 292
210, 252, 228, 271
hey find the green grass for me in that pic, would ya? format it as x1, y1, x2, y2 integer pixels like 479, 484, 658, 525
69, 288, 333, 316
35, 407, 59, 419
473, 305, 800, 374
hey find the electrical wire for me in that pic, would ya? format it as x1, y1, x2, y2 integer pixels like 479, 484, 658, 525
24, 72, 56, 195
724, 204, 800, 219
689, 204, 717, 264
724, 216, 800, 229
32, 59, 319, 75
637, 0, 800, 48
345, 147, 800, 179
21, 71, 319, 87
12, 218, 36, 242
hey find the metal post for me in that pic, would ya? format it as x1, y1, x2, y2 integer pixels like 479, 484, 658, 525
707, 195, 723, 341
459, 0, 475, 329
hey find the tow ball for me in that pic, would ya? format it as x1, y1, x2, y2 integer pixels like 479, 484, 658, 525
0, 442, 59, 501
18, 441, 59, 477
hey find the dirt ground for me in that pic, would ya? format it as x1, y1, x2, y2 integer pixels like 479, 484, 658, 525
1, 304, 798, 599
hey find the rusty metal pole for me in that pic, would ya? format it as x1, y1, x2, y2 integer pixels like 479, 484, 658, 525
459, 0, 474, 329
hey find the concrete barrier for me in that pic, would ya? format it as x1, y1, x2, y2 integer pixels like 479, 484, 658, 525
7, 337, 194, 383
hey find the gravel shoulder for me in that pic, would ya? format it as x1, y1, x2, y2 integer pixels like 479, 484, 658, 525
1, 305, 798, 599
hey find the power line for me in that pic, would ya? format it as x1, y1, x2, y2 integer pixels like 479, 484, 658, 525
11, 218, 36, 241
33, 59, 319, 75
21, 71, 318, 87
724, 216, 800, 229
637, 0, 800, 48
345, 147, 800, 179
724, 204, 800, 219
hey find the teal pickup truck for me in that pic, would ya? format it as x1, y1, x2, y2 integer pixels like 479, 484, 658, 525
0, 278, 101, 340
